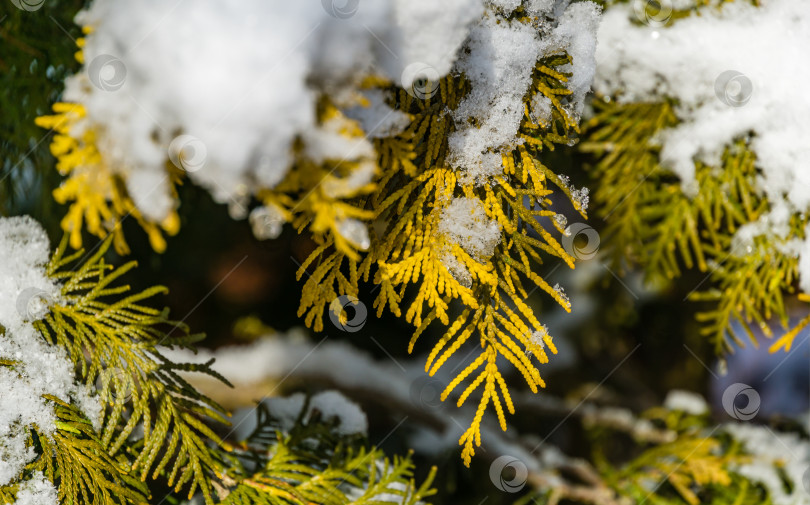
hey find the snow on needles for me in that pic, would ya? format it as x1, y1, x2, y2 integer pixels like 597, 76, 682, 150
724, 423, 810, 505
449, 1, 601, 184
438, 197, 501, 286
67, 0, 601, 217
68, 0, 483, 222
449, 13, 546, 183
12, 472, 58, 505
594, 0, 810, 289
439, 197, 501, 261
0, 217, 99, 499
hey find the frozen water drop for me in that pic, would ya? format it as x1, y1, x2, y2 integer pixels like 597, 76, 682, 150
249, 205, 285, 240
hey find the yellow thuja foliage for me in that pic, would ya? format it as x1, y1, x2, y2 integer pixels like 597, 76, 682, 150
581, 98, 809, 355
298, 52, 587, 465
35, 103, 181, 254
257, 99, 378, 261
37, 97, 377, 259
36, 28, 182, 254
613, 432, 753, 505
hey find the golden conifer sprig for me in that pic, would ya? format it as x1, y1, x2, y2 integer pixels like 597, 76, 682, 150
298, 49, 589, 465
35, 103, 183, 255
38, 10, 594, 468
256, 98, 379, 261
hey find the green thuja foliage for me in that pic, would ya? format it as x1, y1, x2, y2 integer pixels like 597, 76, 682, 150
220, 403, 436, 505
34, 398, 150, 505
1, 233, 435, 505
0, 0, 86, 218
33, 235, 231, 502
581, 97, 809, 354
580, 0, 787, 360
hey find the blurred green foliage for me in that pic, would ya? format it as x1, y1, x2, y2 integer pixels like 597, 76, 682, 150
0, 0, 85, 222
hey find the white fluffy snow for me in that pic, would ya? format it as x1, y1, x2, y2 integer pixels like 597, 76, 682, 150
594, 0, 810, 289
392, 0, 484, 84
67, 0, 483, 223
0, 217, 100, 490
12, 472, 58, 505
552, 1, 601, 122
449, 13, 547, 183
663, 390, 708, 416
308, 390, 368, 436
439, 197, 501, 261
